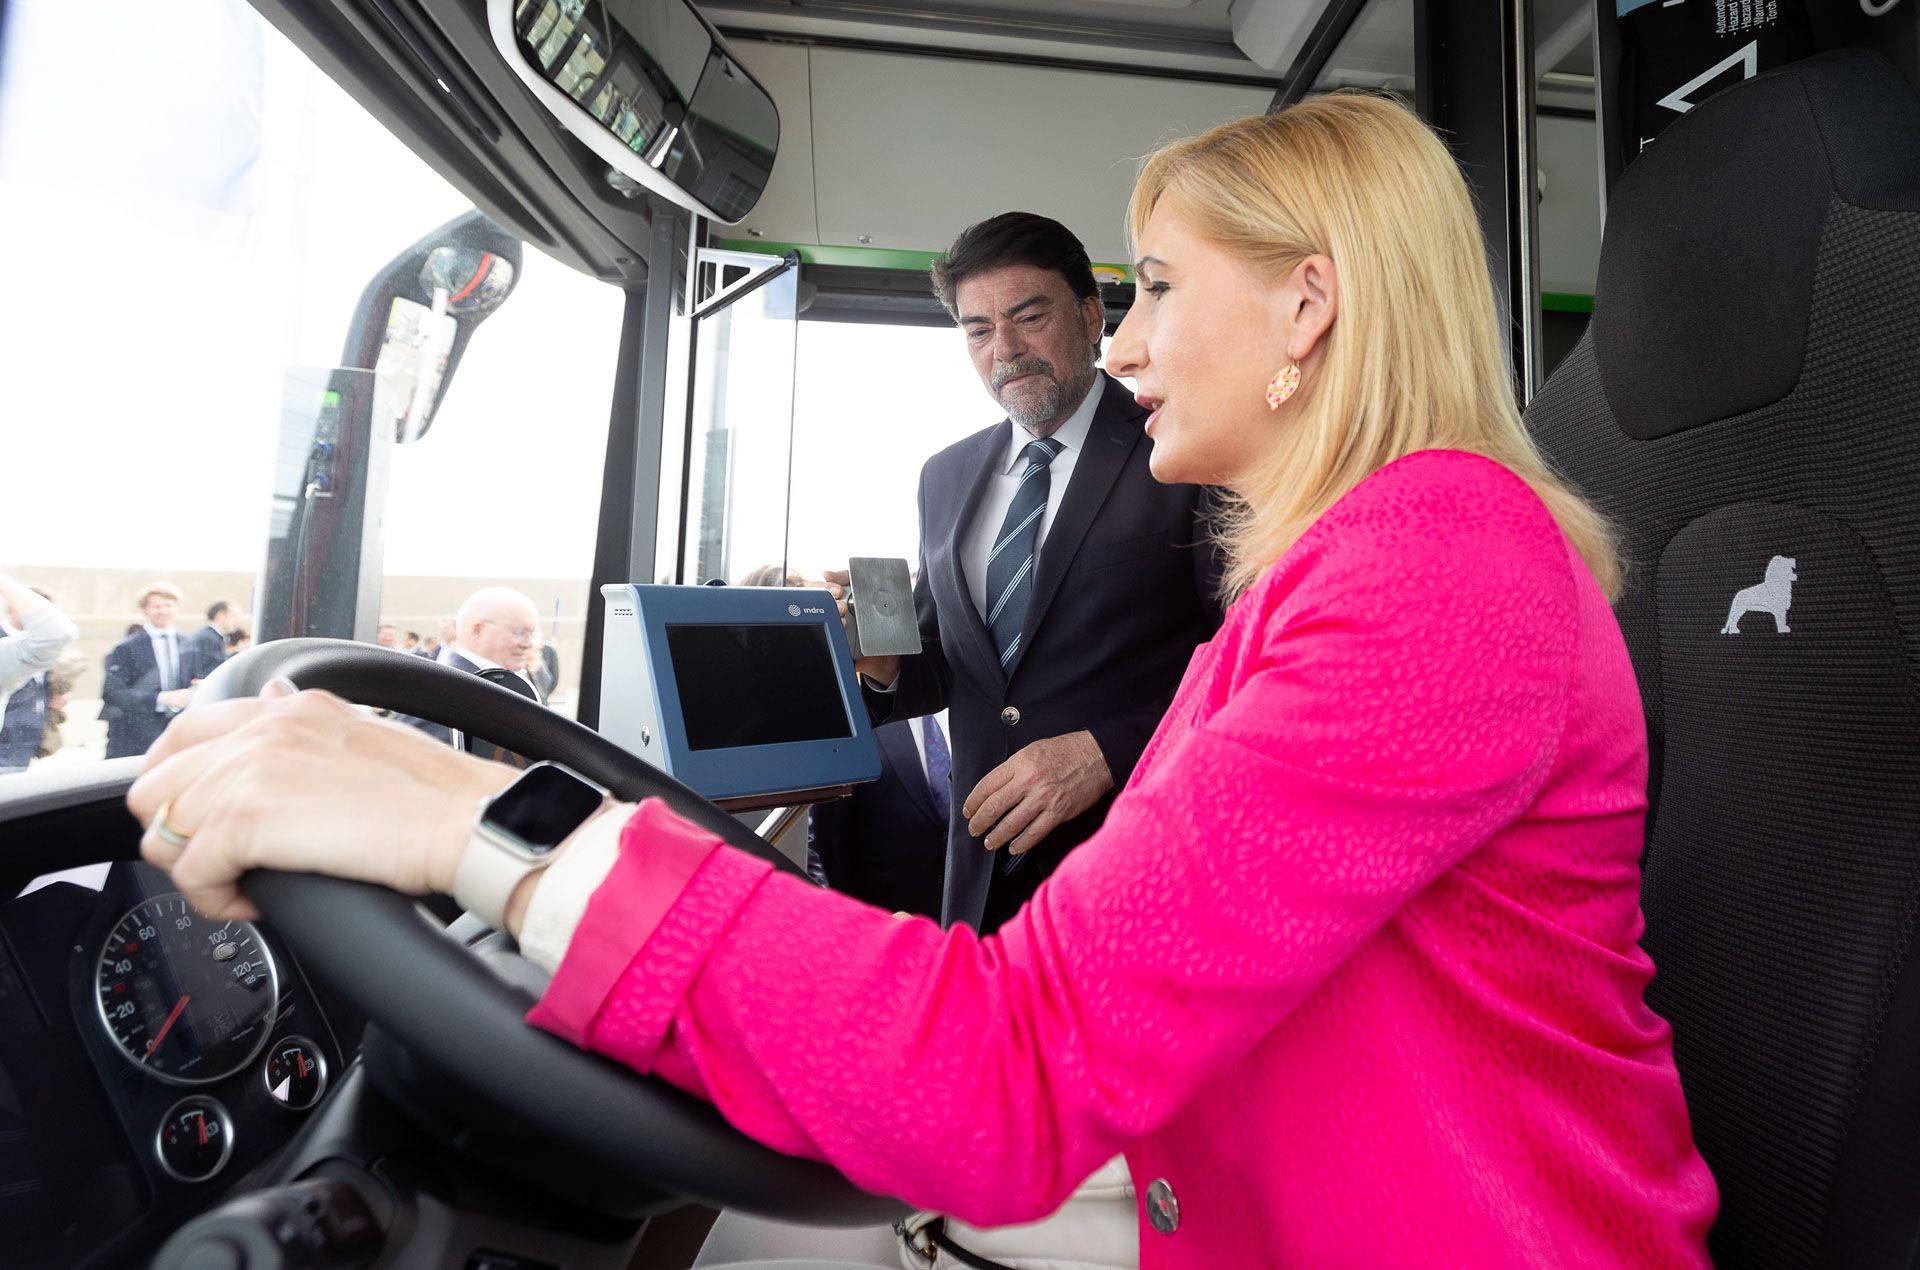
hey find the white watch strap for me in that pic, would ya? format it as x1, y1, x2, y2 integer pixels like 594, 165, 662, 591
452, 824, 548, 930
518, 804, 630, 971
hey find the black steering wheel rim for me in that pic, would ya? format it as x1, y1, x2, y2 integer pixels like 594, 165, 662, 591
193, 638, 903, 1225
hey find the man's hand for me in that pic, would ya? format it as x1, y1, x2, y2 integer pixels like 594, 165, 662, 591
821, 568, 901, 687
158, 688, 194, 712
962, 730, 1113, 856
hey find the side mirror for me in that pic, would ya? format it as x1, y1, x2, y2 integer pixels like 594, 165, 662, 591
487, 0, 779, 223
348, 212, 523, 443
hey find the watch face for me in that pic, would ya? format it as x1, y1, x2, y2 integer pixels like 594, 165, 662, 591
486, 763, 606, 854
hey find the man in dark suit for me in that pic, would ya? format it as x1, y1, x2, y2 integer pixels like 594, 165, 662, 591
807, 713, 950, 919
401, 587, 546, 744
829, 212, 1218, 933
101, 583, 207, 759
185, 600, 239, 674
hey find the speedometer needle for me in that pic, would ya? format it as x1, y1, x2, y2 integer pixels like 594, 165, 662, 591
145, 994, 191, 1060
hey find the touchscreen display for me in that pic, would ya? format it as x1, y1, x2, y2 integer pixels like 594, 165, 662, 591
666, 623, 853, 751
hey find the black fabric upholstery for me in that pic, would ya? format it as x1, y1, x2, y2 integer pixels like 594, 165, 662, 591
1527, 50, 1920, 1270
1593, 68, 1829, 440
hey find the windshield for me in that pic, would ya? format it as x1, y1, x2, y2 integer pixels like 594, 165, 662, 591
0, 0, 622, 776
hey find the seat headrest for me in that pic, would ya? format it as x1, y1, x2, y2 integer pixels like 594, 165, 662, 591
1592, 50, 1920, 441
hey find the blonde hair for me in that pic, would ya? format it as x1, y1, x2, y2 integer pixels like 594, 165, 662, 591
136, 582, 183, 608
1127, 94, 1619, 601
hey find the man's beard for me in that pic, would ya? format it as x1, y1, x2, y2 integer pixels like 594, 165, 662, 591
993, 355, 1095, 435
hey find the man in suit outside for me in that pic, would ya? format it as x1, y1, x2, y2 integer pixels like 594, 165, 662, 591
185, 601, 240, 675
425, 615, 458, 661
828, 212, 1218, 933
402, 587, 546, 744
101, 582, 206, 760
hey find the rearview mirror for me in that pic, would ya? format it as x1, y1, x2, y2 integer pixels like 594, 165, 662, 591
488, 0, 779, 223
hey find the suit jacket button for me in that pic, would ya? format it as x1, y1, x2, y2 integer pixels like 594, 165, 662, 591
1145, 1178, 1179, 1234
1000, 706, 1020, 727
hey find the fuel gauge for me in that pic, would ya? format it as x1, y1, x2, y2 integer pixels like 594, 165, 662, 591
263, 1036, 327, 1111
156, 1096, 234, 1183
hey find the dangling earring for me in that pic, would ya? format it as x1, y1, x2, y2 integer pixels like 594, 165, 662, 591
1265, 362, 1301, 410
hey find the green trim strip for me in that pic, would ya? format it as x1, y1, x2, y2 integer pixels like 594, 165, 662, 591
713, 238, 1134, 281
1542, 291, 1595, 314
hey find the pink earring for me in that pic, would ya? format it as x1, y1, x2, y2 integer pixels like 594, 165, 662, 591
1265, 363, 1301, 410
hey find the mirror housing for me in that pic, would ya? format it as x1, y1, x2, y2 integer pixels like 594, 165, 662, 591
346, 212, 523, 444
488, 0, 779, 224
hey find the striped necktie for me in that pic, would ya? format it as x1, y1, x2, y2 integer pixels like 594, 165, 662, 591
983, 437, 1064, 671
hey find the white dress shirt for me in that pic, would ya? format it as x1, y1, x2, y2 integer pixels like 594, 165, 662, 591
145, 624, 183, 710
959, 373, 1106, 619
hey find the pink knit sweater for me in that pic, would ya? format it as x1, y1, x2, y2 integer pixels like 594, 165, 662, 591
529, 449, 1718, 1268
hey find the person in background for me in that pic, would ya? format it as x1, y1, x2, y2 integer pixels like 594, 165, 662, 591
375, 623, 399, 649
35, 639, 86, 762
806, 710, 949, 919
799, 564, 948, 918
430, 615, 459, 661
226, 628, 252, 658
401, 588, 546, 744
186, 601, 240, 674
0, 569, 78, 701
0, 574, 78, 772
402, 631, 423, 653
101, 582, 203, 760
528, 631, 559, 703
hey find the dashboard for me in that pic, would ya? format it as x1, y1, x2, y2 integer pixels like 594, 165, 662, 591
0, 861, 352, 1268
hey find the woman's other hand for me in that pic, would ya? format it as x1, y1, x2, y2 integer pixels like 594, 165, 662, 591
127, 680, 514, 922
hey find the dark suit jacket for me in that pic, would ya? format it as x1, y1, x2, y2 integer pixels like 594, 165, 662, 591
0, 676, 46, 770
101, 629, 209, 759
807, 720, 946, 918
185, 624, 227, 673
870, 373, 1220, 932
399, 649, 483, 745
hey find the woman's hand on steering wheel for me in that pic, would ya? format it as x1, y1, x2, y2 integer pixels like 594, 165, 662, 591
127, 680, 514, 923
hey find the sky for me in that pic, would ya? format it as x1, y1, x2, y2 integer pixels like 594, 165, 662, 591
0, 0, 997, 594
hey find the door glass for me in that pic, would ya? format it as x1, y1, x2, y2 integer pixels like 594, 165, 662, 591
0, 0, 622, 779
682, 253, 800, 584
1535, 0, 1601, 378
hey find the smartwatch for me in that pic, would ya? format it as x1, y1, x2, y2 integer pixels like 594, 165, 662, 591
452, 761, 610, 929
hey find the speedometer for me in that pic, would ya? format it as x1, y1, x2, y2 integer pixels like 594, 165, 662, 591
94, 894, 280, 1084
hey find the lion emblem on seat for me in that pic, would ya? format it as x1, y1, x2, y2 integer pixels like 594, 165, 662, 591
1721, 555, 1797, 634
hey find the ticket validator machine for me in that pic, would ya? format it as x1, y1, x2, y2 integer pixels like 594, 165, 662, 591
597, 584, 882, 811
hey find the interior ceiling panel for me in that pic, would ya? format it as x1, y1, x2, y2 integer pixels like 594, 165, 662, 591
701, 0, 1292, 82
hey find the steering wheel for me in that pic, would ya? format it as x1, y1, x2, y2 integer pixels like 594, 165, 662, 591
193, 638, 905, 1226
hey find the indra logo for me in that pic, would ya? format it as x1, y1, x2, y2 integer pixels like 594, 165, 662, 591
788, 604, 802, 617
1721, 556, 1797, 635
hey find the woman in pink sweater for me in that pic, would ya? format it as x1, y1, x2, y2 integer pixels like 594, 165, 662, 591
131, 95, 1717, 1267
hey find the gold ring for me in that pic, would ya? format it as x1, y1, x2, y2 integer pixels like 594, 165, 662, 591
152, 800, 195, 851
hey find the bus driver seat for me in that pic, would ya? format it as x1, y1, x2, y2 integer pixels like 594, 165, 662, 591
1528, 50, 1920, 1270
